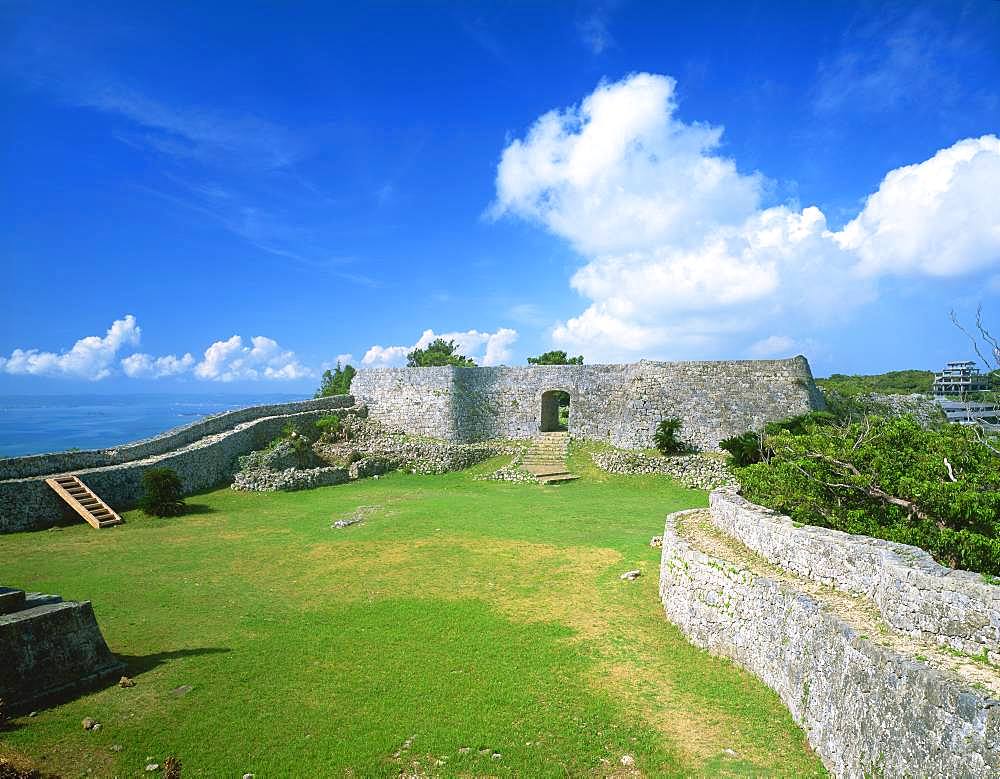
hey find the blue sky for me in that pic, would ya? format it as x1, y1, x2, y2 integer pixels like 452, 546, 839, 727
2, 0, 999, 394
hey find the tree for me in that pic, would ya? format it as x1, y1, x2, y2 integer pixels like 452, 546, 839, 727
406, 339, 476, 367
734, 415, 1000, 575
315, 362, 356, 398
527, 350, 584, 365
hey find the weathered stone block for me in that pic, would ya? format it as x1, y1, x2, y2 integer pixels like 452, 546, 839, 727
0, 590, 124, 713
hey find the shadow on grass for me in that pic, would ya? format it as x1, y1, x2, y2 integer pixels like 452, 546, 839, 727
5, 649, 231, 719
118, 647, 231, 677
181, 503, 216, 516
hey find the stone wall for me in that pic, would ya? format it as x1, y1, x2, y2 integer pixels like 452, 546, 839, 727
351, 357, 822, 451
660, 509, 999, 778
0, 396, 352, 481
709, 489, 1000, 657
0, 397, 354, 534
1, 587, 124, 713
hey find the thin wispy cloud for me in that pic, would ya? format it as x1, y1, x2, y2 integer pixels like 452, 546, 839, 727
576, 1, 616, 55
812, 6, 997, 116
133, 180, 380, 288
4, 15, 379, 287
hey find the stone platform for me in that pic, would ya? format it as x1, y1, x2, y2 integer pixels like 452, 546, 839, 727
0, 586, 124, 713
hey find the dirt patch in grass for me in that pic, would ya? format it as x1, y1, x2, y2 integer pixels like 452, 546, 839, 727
291, 535, 809, 770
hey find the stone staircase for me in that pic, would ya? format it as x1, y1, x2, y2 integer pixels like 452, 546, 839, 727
521, 431, 578, 484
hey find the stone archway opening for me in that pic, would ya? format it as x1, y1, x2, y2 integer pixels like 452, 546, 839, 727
540, 390, 570, 432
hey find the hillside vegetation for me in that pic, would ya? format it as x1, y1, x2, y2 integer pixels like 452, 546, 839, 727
816, 370, 934, 396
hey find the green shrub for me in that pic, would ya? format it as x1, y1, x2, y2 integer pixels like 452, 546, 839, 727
733, 416, 1000, 575
763, 410, 838, 436
653, 418, 686, 455
719, 432, 765, 466
314, 414, 343, 439
527, 351, 583, 365
315, 363, 356, 398
139, 467, 186, 517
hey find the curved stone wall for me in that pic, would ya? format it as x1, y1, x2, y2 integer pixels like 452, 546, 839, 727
351, 357, 823, 451
660, 508, 999, 778
0, 397, 354, 534
0, 396, 351, 481
709, 489, 1000, 657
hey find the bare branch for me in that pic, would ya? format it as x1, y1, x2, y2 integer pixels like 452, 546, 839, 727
950, 309, 994, 371
943, 457, 956, 482
975, 305, 1000, 369
800, 451, 943, 527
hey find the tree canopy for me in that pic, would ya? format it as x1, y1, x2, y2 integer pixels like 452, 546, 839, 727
527, 350, 584, 365
815, 370, 934, 396
733, 415, 1000, 575
315, 362, 356, 398
407, 339, 476, 367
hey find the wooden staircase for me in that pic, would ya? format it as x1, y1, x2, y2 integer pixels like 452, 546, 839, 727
45, 475, 123, 529
522, 431, 579, 484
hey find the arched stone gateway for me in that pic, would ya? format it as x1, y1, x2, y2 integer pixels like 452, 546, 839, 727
350, 357, 825, 451
539, 389, 570, 432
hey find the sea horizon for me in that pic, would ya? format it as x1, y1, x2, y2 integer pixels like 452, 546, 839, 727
0, 392, 310, 458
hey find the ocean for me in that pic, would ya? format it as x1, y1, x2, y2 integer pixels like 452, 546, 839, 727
0, 393, 309, 458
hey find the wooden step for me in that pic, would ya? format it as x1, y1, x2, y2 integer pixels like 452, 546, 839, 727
45, 475, 123, 530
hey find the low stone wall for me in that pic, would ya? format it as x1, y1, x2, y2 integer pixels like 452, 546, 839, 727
709, 489, 1000, 657
0, 396, 352, 481
1, 587, 124, 713
0, 397, 354, 534
590, 449, 735, 490
659, 510, 999, 778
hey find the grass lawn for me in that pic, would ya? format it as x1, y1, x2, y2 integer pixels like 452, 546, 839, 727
0, 449, 824, 777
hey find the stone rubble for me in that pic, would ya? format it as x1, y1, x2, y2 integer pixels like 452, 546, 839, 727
233, 413, 530, 492
591, 448, 736, 490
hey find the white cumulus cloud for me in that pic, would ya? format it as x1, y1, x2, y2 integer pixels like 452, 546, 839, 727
836, 135, 1000, 277
492, 73, 1000, 359
121, 352, 195, 378
0, 315, 315, 382
361, 328, 518, 368
0, 315, 141, 380
194, 335, 311, 381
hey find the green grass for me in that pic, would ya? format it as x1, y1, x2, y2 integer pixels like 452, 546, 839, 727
0, 455, 824, 777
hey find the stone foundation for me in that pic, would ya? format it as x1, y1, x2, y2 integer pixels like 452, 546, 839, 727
0, 587, 124, 714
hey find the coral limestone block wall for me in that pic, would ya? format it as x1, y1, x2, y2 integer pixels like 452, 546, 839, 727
350, 357, 822, 450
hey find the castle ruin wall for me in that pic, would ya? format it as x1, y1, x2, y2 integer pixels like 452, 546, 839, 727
350, 357, 823, 451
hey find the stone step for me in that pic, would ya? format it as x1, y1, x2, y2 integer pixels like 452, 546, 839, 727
0, 587, 26, 615
524, 464, 576, 476
537, 473, 579, 484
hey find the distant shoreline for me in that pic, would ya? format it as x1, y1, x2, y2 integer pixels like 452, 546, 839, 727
0, 393, 309, 458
